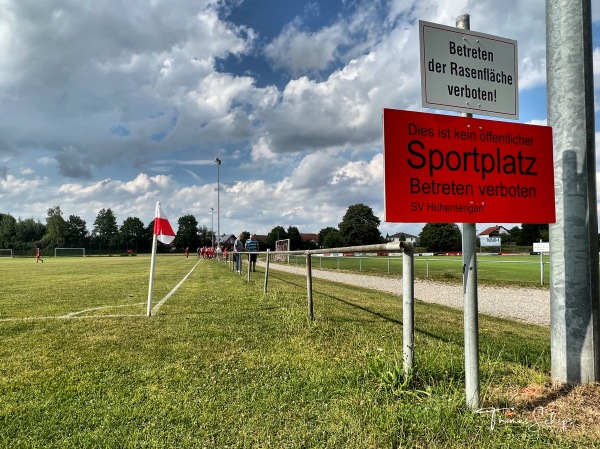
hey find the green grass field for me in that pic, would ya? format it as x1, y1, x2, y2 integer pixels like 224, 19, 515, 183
0, 255, 591, 448
288, 254, 551, 286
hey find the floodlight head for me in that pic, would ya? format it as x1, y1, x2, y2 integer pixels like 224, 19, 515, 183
215, 158, 221, 165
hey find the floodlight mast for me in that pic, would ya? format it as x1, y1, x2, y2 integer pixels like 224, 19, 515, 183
210, 207, 214, 248
215, 158, 221, 248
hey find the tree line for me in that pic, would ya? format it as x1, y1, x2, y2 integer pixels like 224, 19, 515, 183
266, 204, 384, 251
0, 206, 216, 255
418, 223, 551, 252
3, 202, 549, 256
0, 203, 385, 255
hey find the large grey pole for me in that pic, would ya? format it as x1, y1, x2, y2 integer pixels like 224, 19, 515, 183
457, 13, 480, 411
547, 0, 599, 384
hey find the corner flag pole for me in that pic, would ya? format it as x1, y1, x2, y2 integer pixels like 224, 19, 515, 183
146, 201, 176, 317
147, 233, 158, 317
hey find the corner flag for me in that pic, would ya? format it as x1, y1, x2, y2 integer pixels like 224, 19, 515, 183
154, 202, 176, 245
148, 201, 176, 316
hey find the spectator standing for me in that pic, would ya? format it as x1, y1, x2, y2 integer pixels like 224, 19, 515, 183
245, 234, 259, 272
233, 233, 244, 273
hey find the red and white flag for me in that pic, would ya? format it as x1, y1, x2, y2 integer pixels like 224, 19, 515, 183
154, 202, 176, 245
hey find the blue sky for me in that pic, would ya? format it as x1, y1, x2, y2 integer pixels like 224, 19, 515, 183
0, 0, 598, 240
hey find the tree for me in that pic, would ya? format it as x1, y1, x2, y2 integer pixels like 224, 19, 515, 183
0, 213, 17, 248
267, 226, 287, 250
287, 226, 302, 250
319, 228, 346, 248
338, 204, 382, 246
119, 217, 145, 252
145, 220, 159, 253
43, 206, 67, 249
198, 225, 212, 247
520, 224, 549, 246
93, 208, 119, 249
318, 227, 345, 249
66, 215, 88, 247
176, 214, 199, 250
15, 218, 46, 247
504, 226, 522, 245
419, 223, 462, 252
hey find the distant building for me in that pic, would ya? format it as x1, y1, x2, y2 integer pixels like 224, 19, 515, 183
300, 233, 319, 246
389, 232, 420, 245
217, 234, 236, 247
478, 225, 510, 237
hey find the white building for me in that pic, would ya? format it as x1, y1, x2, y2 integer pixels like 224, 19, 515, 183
388, 232, 420, 246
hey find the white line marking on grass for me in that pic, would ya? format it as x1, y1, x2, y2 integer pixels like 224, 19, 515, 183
0, 303, 147, 322
152, 261, 200, 316
62, 303, 147, 318
0, 261, 201, 322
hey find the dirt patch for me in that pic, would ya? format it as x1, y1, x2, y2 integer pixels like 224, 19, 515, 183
504, 382, 600, 437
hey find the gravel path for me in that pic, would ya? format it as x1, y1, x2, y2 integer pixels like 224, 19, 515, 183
261, 262, 550, 326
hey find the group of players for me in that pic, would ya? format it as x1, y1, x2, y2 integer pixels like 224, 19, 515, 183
197, 246, 218, 259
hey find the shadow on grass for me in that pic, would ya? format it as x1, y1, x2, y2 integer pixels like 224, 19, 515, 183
520, 383, 575, 410
264, 272, 548, 372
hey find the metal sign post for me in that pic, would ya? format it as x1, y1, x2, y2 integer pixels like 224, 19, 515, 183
457, 14, 480, 412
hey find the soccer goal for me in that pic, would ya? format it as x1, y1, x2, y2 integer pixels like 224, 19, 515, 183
274, 239, 290, 262
55, 247, 86, 257
0, 249, 13, 258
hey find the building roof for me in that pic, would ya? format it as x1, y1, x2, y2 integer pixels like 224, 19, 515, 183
301, 233, 319, 242
478, 225, 510, 236
217, 234, 236, 244
390, 232, 419, 239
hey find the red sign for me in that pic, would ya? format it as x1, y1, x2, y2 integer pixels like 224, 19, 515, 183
383, 109, 555, 223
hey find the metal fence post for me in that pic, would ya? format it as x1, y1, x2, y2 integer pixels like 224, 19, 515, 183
306, 253, 314, 321
402, 242, 415, 375
247, 253, 251, 282
264, 249, 270, 293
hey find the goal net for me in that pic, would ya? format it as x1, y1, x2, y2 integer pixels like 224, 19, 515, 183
0, 249, 13, 258
274, 239, 290, 262
55, 247, 86, 257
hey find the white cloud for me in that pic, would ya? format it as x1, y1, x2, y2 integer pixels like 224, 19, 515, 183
265, 20, 348, 76
250, 135, 278, 161
260, 29, 419, 155
0, 174, 45, 197
289, 152, 341, 188
0, 0, 597, 240
332, 153, 382, 186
